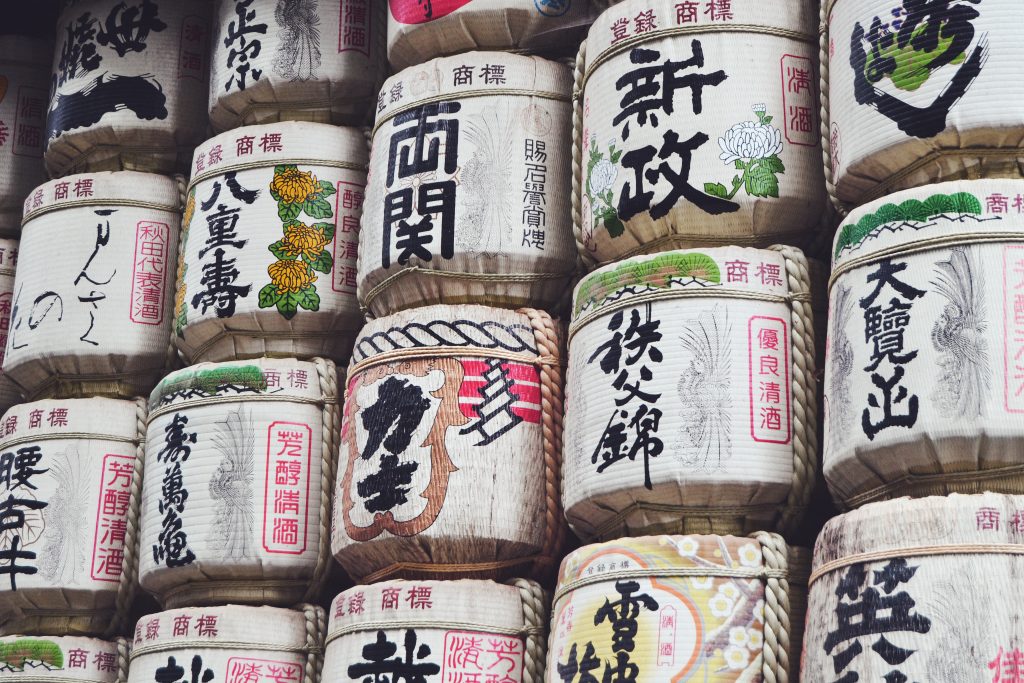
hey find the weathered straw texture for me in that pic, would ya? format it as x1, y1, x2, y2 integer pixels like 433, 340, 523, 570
0, 635, 126, 683
0, 239, 20, 415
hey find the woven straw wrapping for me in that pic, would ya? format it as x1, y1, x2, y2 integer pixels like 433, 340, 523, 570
332, 303, 567, 583
0, 240, 19, 415
824, 179, 1024, 509
5, 172, 180, 401
386, 0, 597, 71
175, 121, 366, 365
208, 0, 386, 131
0, 635, 127, 683
0, 37, 49, 236
126, 604, 325, 683
138, 357, 339, 609
0, 398, 144, 638
572, 0, 825, 271
548, 533, 809, 683
359, 52, 577, 318
564, 246, 818, 541
823, 0, 1024, 211
803, 492, 1024, 680
325, 579, 550, 683
45, 0, 211, 178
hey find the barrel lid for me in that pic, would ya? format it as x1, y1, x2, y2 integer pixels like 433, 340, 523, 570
129, 605, 311, 655
0, 35, 54, 67
188, 121, 369, 189
373, 52, 572, 131
0, 397, 139, 448
21, 171, 181, 224
0, 635, 119, 682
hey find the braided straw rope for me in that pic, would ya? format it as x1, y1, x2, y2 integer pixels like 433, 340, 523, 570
509, 578, 550, 683
165, 174, 188, 372
571, 39, 592, 271
819, 0, 845, 217
304, 357, 340, 601
116, 637, 130, 683
753, 531, 792, 683
299, 603, 326, 683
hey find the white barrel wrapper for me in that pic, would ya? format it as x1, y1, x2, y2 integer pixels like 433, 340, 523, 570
0, 240, 19, 415
0, 635, 125, 682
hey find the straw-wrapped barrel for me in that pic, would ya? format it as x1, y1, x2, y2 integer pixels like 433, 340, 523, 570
138, 357, 338, 608
0, 398, 144, 637
324, 579, 549, 683
574, 0, 825, 269
824, 0, 1023, 209
0, 636, 127, 682
564, 247, 818, 540
548, 533, 808, 682
126, 605, 324, 683
359, 52, 577, 317
208, 0, 386, 131
332, 304, 565, 582
45, 0, 211, 177
5, 172, 180, 400
825, 179, 1024, 508
0, 240, 18, 415
387, 1, 596, 70
802, 492, 1024, 680
0, 37, 49, 236
176, 122, 366, 364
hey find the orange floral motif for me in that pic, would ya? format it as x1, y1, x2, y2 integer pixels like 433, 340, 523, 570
270, 167, 320, 204
268, 259, 317, 294
280, 222, 329, 260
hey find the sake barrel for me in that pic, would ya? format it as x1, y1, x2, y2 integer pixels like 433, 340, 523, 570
126, 605, 324, 683
176, 122, 366, 364
0, 398, 144, 637
139, 357, 339, 608
387, 1, 596, 71
564, 247, 818, 540
0, 240, 19, 416
0, 37, 49, 235
0, 636, 127, 682
360, 52, 576, 317
548, 533, 809, 682
824, 179, 1024, 508
802, 492, 1024, 680
825, 0, 1024, 209
332, 304, 566, 582
324, 579, 549, 683
45, 0, 211, 177
575, 0, 825, 269
5, 172, 180, 400
208, 0, 386, 131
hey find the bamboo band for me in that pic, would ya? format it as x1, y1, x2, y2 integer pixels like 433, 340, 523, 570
129, 639, 317, 659
838, 463, 1024, 510
808, 544, 1024, 587
23, 198, 179, 226
348, 345, 561, 379
188, 158, 367, 192
326, 620, 535, 644
149, 392, 330, 421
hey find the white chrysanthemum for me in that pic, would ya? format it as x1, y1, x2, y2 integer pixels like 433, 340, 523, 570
753, 599, 765, 623
747, 628, 763, 650
737, 543, 762, 568
729, 627, 749, 647
588, 159, 617, 196
709, 593, 735, 617
718, 121, 783, 164
719, 583, 740, 600
724, 646, 749, 670
753, 103, 766, 114
675, 536, 700, 557
689, 576, 714, 590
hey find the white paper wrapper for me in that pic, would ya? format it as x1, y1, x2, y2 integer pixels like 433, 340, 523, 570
0, 398, 143, 637
803, 493, 1024, 682
360, 52, 576, 317
0, 635, 125, 683
45, 0, 212, 177
825, 179, 1024, 507
139, 357, 338, 608
564, 247, 818, 540
0, 37, 50, 236
208, 0, 386, 131
576, 0, 825, 269
127, 605, 322, 683
176, 121, 366, 365
324, 579, 547, 683
5, 172, 180, 400
0, 240, 20, 416
826, 0, 1024, 207
332, 304, 565, 582
386, 0, 597, 70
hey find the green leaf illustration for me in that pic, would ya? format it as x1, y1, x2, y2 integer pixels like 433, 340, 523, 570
258, 283, 280, 308
278, 202, 301, 221
314, 222, 336, 241
603, 213, 625, 238
704, 182, 729, 198
269, 186, 281, 202
761, 155, 786, 174
746, 165, 779, 198
318, 180, 336, 198
304, 198, 333, 220
269, 240, 295, 260
610, 149, 622, 163
274, 164, 297, 174
762, 115, 773, 124
0, 639, 65, 670
297, 286, 321, 311
305, 249, 333, 274
277, 292, 299, 319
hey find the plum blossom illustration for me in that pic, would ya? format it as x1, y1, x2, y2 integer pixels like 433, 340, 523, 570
705, 104, 786, 200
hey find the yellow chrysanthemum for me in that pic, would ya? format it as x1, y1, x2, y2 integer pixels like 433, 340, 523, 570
268, 259, 316, 294
280, 222, 328, 260
271, 168, 319, 204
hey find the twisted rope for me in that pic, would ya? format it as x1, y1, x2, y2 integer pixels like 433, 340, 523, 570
510, 578, 550, 683
300, 603, 326, 683
165, 174, 188, 372
753, 531, 792, 683
107, 397, 147, 638
116, 637, 131, 683
819, 1, 845, 217
571, 39, 594, 272
303, 358, 340, 602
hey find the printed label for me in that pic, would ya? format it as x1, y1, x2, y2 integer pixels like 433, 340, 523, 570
748, 315, 791, 444
178, 14, 208, 82
131, 221, 170, 325
333, 180, 363, 294
780, 54, 816, 147
263, 421, 312, 554
339, 0, 372, 55
91, 453, 135, 582
12, 85, 46, 158
441, 631, 524, 681
225, 656, 303, 683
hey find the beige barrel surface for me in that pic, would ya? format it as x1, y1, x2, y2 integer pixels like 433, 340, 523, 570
825, 179, 1024, 508
332, 304, 566, 583
176, 121, 366, 365
0, 240, 19, 415
0, 37, 49, 236
126, 604, 324, 683
574, 0, 825, 269
386, 0, 596, 71
803, 492, 1024, 681
0, 635, 127, 682
325, 579, 550, 683
0, 398, 144, 637
360, 52, 577, 318
138, 357, 339, 608
5, 172, 180, 400
547, 533, 808, 682
45, 0, 211, 177
825, 0, 1024, 209
564, 247, 818, 540
209, 0, 386, 131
